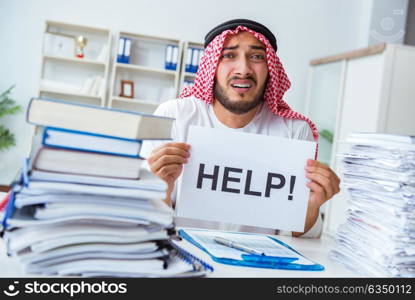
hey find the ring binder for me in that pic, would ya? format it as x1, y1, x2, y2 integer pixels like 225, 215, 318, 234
169, 240, 214, 275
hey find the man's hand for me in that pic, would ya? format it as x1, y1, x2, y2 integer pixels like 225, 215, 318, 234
146, 142, 190, 206
305, 159, 340, 208
293, 159, 341, 237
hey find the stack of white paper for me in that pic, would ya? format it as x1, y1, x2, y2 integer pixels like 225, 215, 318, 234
2, 167, 184, 277
329, 133, 415, 277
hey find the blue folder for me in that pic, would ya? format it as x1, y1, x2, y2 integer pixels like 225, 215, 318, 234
179, 228, 325, 271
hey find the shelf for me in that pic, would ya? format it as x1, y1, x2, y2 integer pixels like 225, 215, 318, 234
39, 21, 208, 114
116, 63, 176, 75
43, 54, 106, 67
112, 96, 159, 106
39, 20, 111, 109
119, 31, 180, 45
46, 20, 110, 35
40, 88, 102, 100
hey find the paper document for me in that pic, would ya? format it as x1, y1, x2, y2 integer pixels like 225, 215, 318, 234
177, 126, 316, 232
330, 132, 415, 277
188, 230, 308, 262
179, 228, 324, 270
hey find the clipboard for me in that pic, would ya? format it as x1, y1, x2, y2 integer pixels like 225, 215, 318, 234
179, 228, 324, 271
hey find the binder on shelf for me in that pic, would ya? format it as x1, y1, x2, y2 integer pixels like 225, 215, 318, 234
185, 47, 193, 73
172, 46, 178, 71
124, 38, 131, 63
191, 48, 199, 73
165, 45, 178, 71
117, 37, 131, 64
117, 37, 125, 63
179, 228, 324, 271
165, 45, 173, 70
187, 48, 203, 73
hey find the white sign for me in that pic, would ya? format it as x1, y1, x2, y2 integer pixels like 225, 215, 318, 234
176, 126, 317, 232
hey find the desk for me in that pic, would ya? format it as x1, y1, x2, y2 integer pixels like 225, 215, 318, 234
0, 232, 358, 277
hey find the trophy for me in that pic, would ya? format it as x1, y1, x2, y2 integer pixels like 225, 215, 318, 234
75, 35, 88, 58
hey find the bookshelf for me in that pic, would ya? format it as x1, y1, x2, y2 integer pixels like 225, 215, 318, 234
39, 20, 111, 107
179, 41, 204, 94
38, 21, 205, 114
108, 31, 183, 114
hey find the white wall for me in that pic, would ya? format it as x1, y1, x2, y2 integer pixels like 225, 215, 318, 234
0, 0, 374, 185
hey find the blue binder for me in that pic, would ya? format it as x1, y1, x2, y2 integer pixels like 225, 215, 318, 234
165, 45, 178, 71
165, 45, 173, 70
117, 37, 125, 63
1, 159, 28, 230
117, 37, 131, 64
172, 46, 178, 71
185, 47, 193, 73
191, 48, 199, 73
179, 228, 324, 271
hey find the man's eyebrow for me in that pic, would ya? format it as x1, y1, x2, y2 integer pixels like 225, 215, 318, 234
222, 45, 238, 50
222, 45, 266, 51
250, 45, 266, 51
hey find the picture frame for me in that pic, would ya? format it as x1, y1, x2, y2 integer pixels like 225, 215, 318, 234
119, 80, 134, 98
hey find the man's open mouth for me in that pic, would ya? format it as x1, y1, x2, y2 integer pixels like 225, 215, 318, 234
230, 80, 254, 93
231, 83, 252, 88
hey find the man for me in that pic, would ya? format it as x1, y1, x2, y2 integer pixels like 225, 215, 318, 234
142, 19, 340, 238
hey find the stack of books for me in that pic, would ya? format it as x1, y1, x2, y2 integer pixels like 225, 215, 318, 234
329, 133, 415, 277
1, 98, 209, 277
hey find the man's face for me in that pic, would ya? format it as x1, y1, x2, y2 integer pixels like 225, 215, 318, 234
214, 31, 269, 114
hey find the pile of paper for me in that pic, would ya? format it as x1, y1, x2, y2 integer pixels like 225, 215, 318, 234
329, 133, 415, 277
0, 98, 204, 277
3, 168, 181, 274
